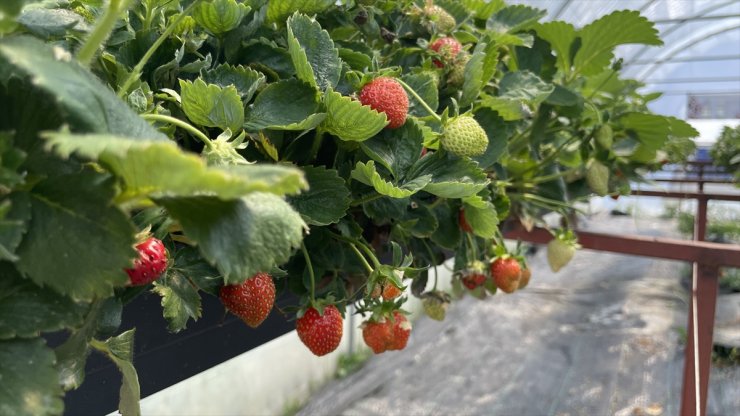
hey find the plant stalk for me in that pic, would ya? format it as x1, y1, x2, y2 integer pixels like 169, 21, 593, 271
77, 0, 133, 67
396, 79, 442, 123
140, 114, 213, 149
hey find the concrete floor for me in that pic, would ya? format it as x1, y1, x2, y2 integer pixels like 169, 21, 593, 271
297, 216, 740, 416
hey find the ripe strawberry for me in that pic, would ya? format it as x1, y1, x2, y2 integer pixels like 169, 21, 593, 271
490, 257, 521, 294
387, 311, 411, 351
125, 237, 168, 286
423, 5, 456, 33
362, 318, 392, 354
358, 77, 409, 129
296, 305, 344, 356
219, 272, 276, 328
430, 37, 462, 68
518, 268, 532, 289
461, 261, 487, 290
441, 115, 489, 158
382, 282, 403, 299
547, 238, 575, 273
458, 208, 472, 233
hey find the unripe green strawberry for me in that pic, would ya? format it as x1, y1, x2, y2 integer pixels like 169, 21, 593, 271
594, 125, 613, 149
586, 159, 610, 196
441, 116, 488, 158
219, 272, 276, 328
423, 5, 456, 33
547, 238, 575, 273
430, 37, 462, 68
422, 297, 447, 321
447, 51, 469, 87
359, 77, 409, 129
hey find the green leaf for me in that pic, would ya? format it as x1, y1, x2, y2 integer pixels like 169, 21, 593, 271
479, 95, 526, 121
266, 0, 334, 25
16, 8, 91, 38
45, 133, 308, 200
499, 70, 554, 103
0, 36, 164, 140
360, 119, 424, 179
430, 202, 461, 249
201, 63, 266, 102
0, 193, 30, 261
193, 0, 250, 35
472, 108, 510, 169
245, 79, 325, 131
180, 79, 244, 132
574, 10, 662, 76
406, 152, 489, 199
15, 171, 136, 301
288, 166, 350, 226
171, 245, 222, 296
667, 117, 699, 138
402, 72, 438, 117
351, 161, 431, 198
545, 84, 581, 106
287, 13, 341, 91
92, 330, 140, 416
156, 193, 307, 284
54, 300, 105, 392
486, 4, 545, 33
535, 21, 577, 74
462, 201, 499, 238
322, 88, 388, 141
338, 48, 371, 70
460, 42, 499, 107
0, 264, 86, 339
0, 338, 63, 416
153, 272, 201, 333
461, 0, 504, 20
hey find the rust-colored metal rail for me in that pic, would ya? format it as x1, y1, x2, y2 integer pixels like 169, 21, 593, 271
505, 167, 738, 416
651, 178, 737, 184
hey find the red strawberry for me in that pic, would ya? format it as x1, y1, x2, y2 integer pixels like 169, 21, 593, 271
219, 272, 276, 328
461, 260, 487, 290
358, 77, 409, 129
459, 208, 472, 233
387, 311, 411, 351
362, 318, 392, 354
125, 237, 168, 286
518, 268, 532, 289
296, 305, 344, 356
430, 37, 462, 68
490, 257, 521, 294
382, 281, 403, 299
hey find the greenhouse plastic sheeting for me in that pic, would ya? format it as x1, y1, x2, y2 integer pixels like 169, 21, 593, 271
510, 0, 740, 118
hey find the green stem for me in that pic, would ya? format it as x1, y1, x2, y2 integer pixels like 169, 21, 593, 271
310, 128, 325, 161
118, 0, 203, 96
420, 238, 439, 291
527, 168, 579, 184
396, 79, 442, 123
141, 114, 213, 149
330, 233, 381, 268
349, 244, 374, 274
466, 232, 478, 262
301, 242, 316, 303
77, 0, 132, 67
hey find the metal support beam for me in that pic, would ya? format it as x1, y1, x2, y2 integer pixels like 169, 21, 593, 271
644, 76, 740, 84
654, 13, 740, 24
625, 54, 740, 66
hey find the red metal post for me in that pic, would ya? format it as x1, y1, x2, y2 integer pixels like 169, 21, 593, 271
680, 263, 720, 416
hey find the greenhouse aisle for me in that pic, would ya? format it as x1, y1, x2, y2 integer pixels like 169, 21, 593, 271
297, 216, 739, 416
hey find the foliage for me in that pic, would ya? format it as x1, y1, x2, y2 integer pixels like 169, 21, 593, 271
710, 125, 740, 181
0, 0, 695, 414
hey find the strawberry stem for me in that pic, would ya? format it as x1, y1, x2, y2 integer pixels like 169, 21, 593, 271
349, 244, 374, 274
76, 0, 133, 67
141, 114, 214, 150
420, 238, 439, 291
396, 79, 442, 123
301, 242, 316, 303
466, 232, 478, 261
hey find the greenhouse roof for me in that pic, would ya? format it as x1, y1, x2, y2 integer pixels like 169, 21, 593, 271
511, 0, 740, 119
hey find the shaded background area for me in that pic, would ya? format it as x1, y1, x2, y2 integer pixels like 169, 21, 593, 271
298, 215, 739, 416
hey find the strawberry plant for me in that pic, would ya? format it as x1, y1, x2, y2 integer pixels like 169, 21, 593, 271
0, 0, 699, 414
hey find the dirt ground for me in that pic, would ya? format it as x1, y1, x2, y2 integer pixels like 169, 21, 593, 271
297, 215, 739, 416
